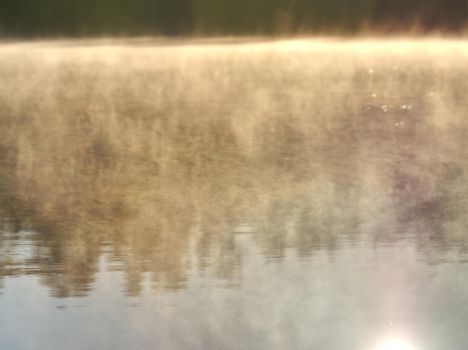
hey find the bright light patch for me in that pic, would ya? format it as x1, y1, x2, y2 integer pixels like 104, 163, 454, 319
375, 337, 416, 350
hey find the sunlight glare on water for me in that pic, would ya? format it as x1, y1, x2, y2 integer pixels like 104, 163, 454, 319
373, 336, 417, 350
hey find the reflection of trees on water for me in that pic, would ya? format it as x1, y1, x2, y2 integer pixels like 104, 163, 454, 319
1, 44, 468, 297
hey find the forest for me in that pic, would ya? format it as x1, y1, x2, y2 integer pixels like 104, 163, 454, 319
0, 0, 467, 36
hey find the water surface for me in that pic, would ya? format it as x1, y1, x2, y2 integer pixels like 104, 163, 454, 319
1, 39, 468, 349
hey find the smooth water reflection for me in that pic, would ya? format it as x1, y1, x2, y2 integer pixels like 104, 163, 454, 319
1, 39, 468, 349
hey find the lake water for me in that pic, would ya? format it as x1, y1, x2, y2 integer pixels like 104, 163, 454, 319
1, 39, 468, 349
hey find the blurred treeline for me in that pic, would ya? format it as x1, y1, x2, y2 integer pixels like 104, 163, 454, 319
2, 42, 468, 295
0, 0, 467, 36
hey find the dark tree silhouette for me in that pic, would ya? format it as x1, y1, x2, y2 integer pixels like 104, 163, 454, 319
0, 0, 467, 36
374, 0, 468, 31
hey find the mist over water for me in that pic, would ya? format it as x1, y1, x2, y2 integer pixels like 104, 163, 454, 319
1, 39, 468, 349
